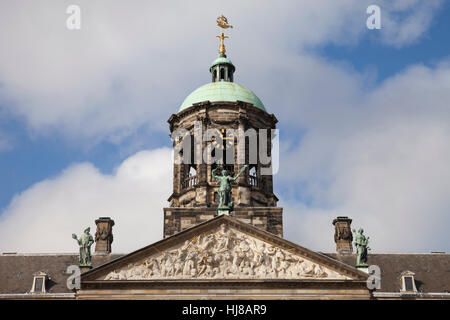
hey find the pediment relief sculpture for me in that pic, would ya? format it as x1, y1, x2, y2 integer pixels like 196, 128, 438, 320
104, 224, 349, 280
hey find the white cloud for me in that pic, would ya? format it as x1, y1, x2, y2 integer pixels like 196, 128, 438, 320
278, 61, 450, 253
0, 148, 172, 253
379, 0, 443, 47
0, 0, 448, 255
0, 0, 443, 143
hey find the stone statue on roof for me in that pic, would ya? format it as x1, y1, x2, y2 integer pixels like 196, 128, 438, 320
212, 164, 247, 214
72, 227, 94, 267
352, 228, 370, 267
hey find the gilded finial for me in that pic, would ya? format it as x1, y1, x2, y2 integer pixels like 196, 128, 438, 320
216, 33, 228, 54
216, 15, 233, 55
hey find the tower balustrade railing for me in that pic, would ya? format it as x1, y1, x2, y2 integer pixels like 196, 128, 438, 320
181, 175, 197, 189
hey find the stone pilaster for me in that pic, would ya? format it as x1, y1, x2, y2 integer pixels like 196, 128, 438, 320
332, 216, 353, 253
95, 217, 115, 254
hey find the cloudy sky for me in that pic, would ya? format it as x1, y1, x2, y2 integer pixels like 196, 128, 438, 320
0, 0, 449, 254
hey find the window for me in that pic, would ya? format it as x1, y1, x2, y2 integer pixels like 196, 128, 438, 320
31, 272, 47, 293
210, 162, 234, 182
182, 165, 197, 189
248, 165, 258, 187
222, 164, 234, 176
34, 278, 43, 292
400, 271, 417, 293
404, 277, 414, 291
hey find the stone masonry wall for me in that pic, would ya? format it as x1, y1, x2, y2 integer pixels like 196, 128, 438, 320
163, 207, 283, 238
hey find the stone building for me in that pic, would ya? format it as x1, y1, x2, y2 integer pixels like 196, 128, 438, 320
1, 29, 449, 300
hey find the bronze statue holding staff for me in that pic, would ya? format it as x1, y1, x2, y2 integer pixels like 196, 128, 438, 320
212, 164, 247, 210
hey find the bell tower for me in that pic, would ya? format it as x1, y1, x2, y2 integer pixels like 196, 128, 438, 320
163, 17, 283, 238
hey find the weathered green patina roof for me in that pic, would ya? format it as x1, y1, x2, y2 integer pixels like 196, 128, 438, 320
179, 82, 266, 112
209, 56, 234, 70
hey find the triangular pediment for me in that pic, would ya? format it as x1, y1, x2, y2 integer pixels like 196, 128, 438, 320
83, 215, 367, 282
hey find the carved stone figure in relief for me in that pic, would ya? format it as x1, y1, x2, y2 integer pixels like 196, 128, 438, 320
103, 226, 345, 281
183, 251, 196, 276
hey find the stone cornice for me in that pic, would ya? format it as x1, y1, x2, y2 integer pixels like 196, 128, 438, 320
80, 278, 368, 290
170, 102, 277, 129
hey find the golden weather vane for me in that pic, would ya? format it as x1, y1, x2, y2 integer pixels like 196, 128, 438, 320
216, 15, 233, 54
216, 15, 233, 29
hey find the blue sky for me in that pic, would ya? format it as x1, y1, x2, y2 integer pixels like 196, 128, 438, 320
1, 0, 449, 253
316, 1, 450, 82
2, 1, 449, 210
0, 116, 169, 211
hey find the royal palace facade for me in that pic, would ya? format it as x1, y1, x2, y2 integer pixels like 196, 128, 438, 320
1, 19, 449, 300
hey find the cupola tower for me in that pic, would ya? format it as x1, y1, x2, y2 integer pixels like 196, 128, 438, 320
164, 16, 283, 238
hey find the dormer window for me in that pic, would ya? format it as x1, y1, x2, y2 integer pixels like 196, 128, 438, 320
31, 271, 47, 293
400, 271, 417, 293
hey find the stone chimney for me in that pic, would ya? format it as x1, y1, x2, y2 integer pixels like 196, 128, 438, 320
95, 217, 114, 254
332, 216, 353, 253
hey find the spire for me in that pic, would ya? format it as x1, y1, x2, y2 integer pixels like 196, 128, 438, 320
210, 15, 235, 82
215, 14, 233, 56
216, 33, 228, 55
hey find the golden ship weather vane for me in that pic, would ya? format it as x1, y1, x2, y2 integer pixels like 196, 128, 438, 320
216, 15, 233, 29
216, 15, 233, 55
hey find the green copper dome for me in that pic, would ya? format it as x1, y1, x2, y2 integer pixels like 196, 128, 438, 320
179, 45, 265, 113
179, 82, 266, 112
